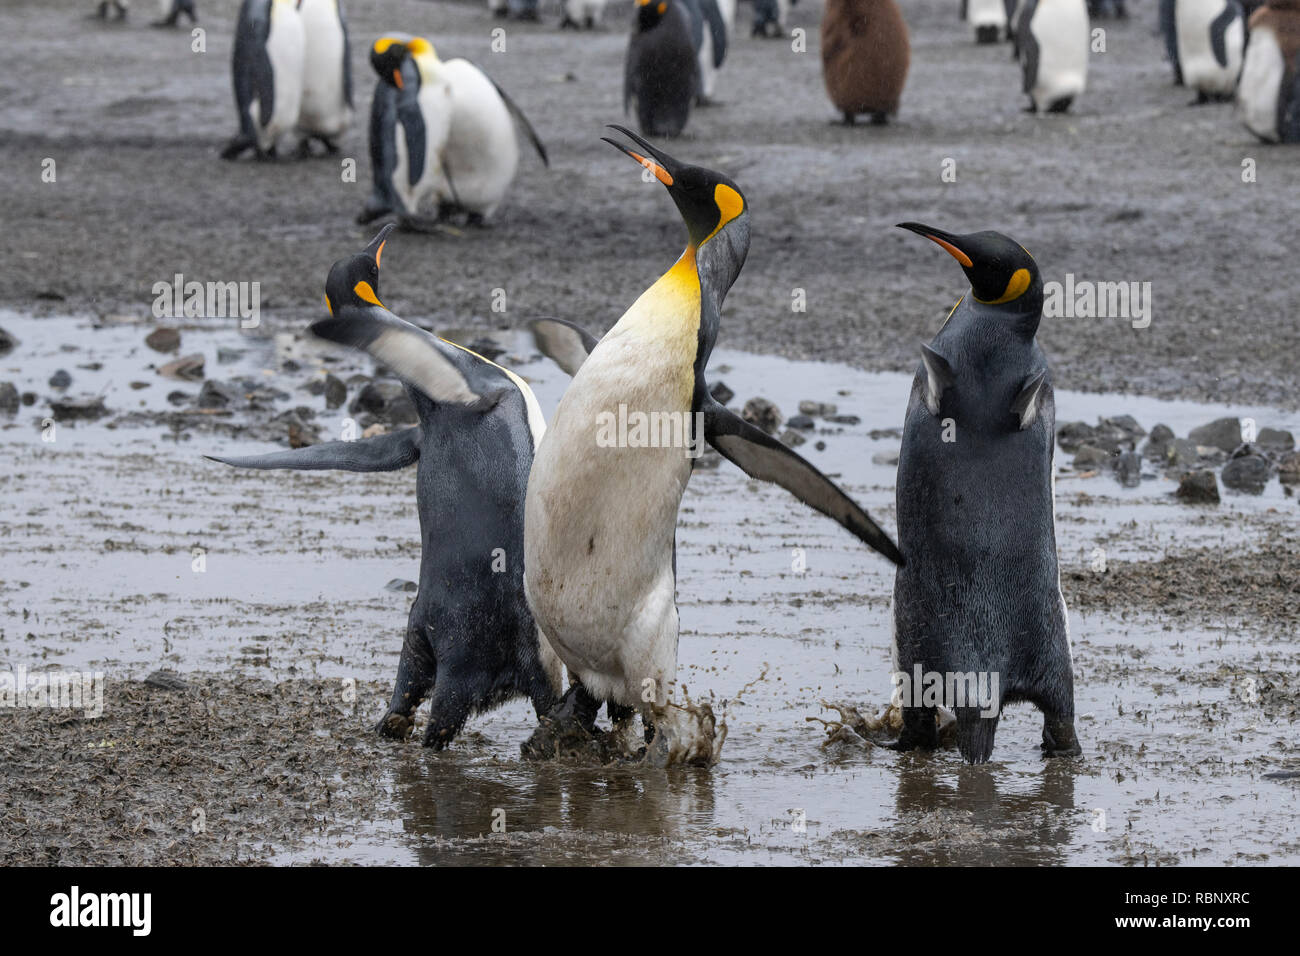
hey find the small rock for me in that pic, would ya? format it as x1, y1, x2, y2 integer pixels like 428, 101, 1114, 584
216, 347, 245, 364
1175, 469, 1220, 504
799, 400, 837, 418
159, 353, 205, 381
129, 382, 150, 390
779, 429, 806, 448
0, 383, 18, 413
1278, 452, 1300, 485
827, 414, 861, 426
385, 579, 418, 593
1256, 427, 1295, 455
166, 390, 191, 407
145, 327, 181, 354
288, 420, 314, 449
814, 440, 826, 451
1073, 445, 1114, 469
467, 337, 506, 362
48, 369, 72, 390
49, 397, 109, 422
872, 449, 899, 466
1056, 421, 1096, 453
786, 414, 815, 431
1102, 414, 1146, 441
20, 391, 37, 406
1188, 417, 1244, 453
349, 382, 417, 425
323, 373, 347, 410
197, 380, 237, 409
77, 362, 103, 372
143, 670, 190, 692
0, 326, 18, 356
281, 359, 301, 373
708, 381, 734, 405
1114, 451, 1142, 487
1142, 423, 1175, 460
741, 397, 781, 435
1221, 454, 1271, 494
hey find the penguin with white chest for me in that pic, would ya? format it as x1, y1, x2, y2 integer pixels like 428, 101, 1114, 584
221, 0, 305, 160
1017, 0, 1089, 112
152, 0, 197, 27
208, 226, 569, 748
294, 0, 353, 154
892, 223, 1081, 765
1176, 0, 1247, 102
966, 0, 1009, 43
522, 127, 904, 749
681, 0, 729, 103
359, 35, 548, 227
1239, 0, 1300, 141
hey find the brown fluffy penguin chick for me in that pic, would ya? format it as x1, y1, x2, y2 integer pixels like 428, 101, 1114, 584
820, 0, 911, 124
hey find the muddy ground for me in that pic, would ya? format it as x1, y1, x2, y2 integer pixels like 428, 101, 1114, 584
1, 0, 1298, 866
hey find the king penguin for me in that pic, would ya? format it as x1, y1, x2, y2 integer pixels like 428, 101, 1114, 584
625, 0, 700, 137
1176, 0, 1247, 101
1017, 0, 1089, 112
681, 0, 730, 103
521, 127, 904, 749
966, 0, 1009, 43
294, 0, 353, 154
221, 0, 305, 160
820, 0, 911, 125
892, 222, 1081, 765
1161, 0, 1187, 84
1239, 0, 1300, 141
152, 0, 197, 27
207, 226, 571, 748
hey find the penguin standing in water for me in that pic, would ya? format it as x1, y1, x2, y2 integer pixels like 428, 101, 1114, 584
1176, 0, 1247, 101
1239, 0, 1300, 140
821, 0, 911, 125
294, 0, 352, 154
208, 226, 570, 748
152, 0, 197, 27
522, 127, 903, 749
221, 0, 305, 159
892, 223, 1081, 765
1018, 0, 1089, 112
358, 35, 548, 227
625, 0, 700, 136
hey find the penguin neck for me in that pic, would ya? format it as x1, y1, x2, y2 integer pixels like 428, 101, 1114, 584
607, 246, 702, 348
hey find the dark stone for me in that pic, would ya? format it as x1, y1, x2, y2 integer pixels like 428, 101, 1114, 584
281, 359, 301, 373
786, 414, 816, 430
350, 381, 417, 425
708, 381, 735, 406
741, 397, 782, 435
1056, 421, 1096, 453
49, 397, 109, 421
197, 380, 236, 409
467, 337, 505, 361
0, 382, 18, 413
1102, 414, 1146, 441
1278, 452, 1300, 485
145, 327, 181, 354
827, 414, 861, 426
1221, 454, 1271, 494
798, 400, 837, 417
48, 369, 72, 390
779, 429, 806, 448
1175, 469, 1220, 504
1073, 445, 1114, 469
1256, 427, 1295, 455
20, 391, 36, 406
0, 326, 18, 356
1188, 417, 1244, 453
1114, 451, 1142, 487
323, 374, 347, 410
143, 670, 190, 692
1143, 423, 1175, 460
872, 449, 899, 466
166, 390, 192, 406
384, 579, 418, 593
216, 347, 245, 364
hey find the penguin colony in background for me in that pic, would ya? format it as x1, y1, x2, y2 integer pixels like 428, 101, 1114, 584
94, 1, 1298, 764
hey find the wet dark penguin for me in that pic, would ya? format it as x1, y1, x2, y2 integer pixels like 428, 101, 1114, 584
892, 223, 1081, 765
625, 0, 700, 136
522, 127, 904, 752
208, 226, 567, 748
820, 0, 911, 125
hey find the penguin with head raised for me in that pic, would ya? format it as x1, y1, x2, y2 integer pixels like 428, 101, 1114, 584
208, 226, 574, 748
521, 127, 903, 752
221, 0, 305, 160
358, 35, 548, 227
820, 0, 911, 125
293, 0, 353, 155
152, 0, 197, 27
1239, 0, 1300, 141
625, 0, 700, 137
1017, 0, 1089, 112
1175, 0, 1247, 102
891, 222, 1081, 765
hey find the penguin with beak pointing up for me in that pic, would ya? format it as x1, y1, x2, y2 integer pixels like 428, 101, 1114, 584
522, 127, 903, 754
892, 223, 1081, 765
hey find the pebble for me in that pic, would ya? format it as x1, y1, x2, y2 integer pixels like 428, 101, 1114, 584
0, 383, 18, 413
1175, 469, 1220, 504
1279, 452, 1300, 485
48, 369, 72, 390
145, 327, 181, 354
384, 579, 418, 593
709, 381, 735, 405
1188, 417, 1244, 454
779, 429, 806, 448
0, 326, 18, 356
741, 397, 781, 435
798, 400, 837, 418
1114, 451, 1142, 487
1221, 454, 1271, 494
49, 397, 109, 422
158, 353, 205, 381
786, 414, 815, 430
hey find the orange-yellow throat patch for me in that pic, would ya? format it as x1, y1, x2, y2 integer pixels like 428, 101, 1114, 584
608, 247, 702, 406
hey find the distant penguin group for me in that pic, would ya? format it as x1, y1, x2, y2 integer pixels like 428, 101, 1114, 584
221, 0, 352, 160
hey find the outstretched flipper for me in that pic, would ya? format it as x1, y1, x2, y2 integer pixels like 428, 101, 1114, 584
526, 317, 600, 376
701, 396, 905, 566
205, 428, 420, 472
482, 71, 550, 167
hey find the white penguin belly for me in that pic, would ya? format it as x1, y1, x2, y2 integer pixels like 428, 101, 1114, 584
968, 0, 1008, 31
698, 31, 717, 100
1031, 0, 1089, 107
1177, 0, 1244, 95
439, 59, 519, 217
296, 0, 351, 138
259, 1, 305, 151
1238, 25, 1284, 140
564, 0, 607, 23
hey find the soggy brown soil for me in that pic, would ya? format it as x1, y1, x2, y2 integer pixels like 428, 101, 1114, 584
1, 0, 1298, 866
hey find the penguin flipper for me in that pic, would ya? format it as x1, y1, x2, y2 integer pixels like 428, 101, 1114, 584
525, 318, 600, 376
204, 428, 420, 472
312, 311, 486, 406
700, 0, 729, 67
341, 13, 355, 110
479, 69, 549, 167
702, 399, 905, 566
1208, 3, 1240, 69
1018, 0, 1040, 94
236, 0, 276, 130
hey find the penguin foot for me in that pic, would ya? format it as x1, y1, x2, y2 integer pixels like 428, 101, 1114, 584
219, 137, 253, 161
376, 711, 415, 740
1041, 720, 1082, 758
1045, 97, 1073, 114
513, 9, 541, 21
559, 15, 579, 28
398, 214, 456, 235
520, 684, 603, 761
870, 112, 890, 126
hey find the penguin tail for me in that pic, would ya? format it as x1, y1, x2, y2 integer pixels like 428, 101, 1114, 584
205, 427, 420, 473
954, 707, 999, 765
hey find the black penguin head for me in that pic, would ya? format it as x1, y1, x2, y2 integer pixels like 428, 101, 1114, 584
602, 125, 749, 252
325, 224, 395, 317
370, 35, 413, 89
898, 223, 1043, 316
635, 0, 672, 29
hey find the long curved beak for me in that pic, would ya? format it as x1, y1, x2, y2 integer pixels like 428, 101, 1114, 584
363, 223, 396, 268
897, 222, 974, 268
601, 124, 680, 187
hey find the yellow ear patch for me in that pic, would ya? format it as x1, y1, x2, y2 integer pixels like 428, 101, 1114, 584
373, 37, 401, 54
325, 295, 333, 315
702, 183, 744, 243
977, 267, 1032, 305
353, 280, 382, 307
